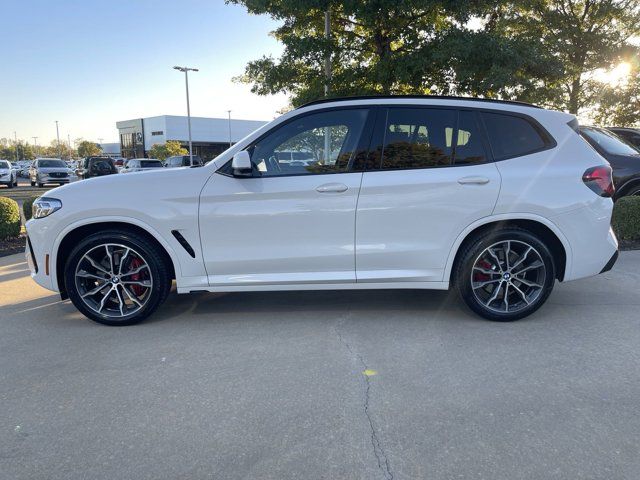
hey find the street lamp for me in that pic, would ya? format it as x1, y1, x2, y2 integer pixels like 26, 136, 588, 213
32, 137, 38, 157
55, 121, 61, 158
14, 131, 19, 162
173, 65, 199, 166
227, 110, 232, 148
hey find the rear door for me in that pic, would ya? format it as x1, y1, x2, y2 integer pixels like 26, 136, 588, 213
356, 107, 501, 283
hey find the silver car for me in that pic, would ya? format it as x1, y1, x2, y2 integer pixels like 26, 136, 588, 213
29, 158, 71, 187
0, 160, 18, 188
120, 158, 164, 173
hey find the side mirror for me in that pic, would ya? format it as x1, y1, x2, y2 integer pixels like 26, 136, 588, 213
231, 151, 252, 177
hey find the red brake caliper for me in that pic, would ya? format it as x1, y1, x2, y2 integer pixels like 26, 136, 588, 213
128, 257, 144, 296
473, 259, 492, 282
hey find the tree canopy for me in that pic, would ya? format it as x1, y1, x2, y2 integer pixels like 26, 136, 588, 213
148, 140, 188, 161
229, 0, 640, 119
77, 140, 103, 157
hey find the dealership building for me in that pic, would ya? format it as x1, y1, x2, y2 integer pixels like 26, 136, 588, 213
116, 115, 268, 160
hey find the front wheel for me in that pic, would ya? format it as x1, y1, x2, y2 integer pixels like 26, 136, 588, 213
455, 228, 556, 321
64, 230, 172, 326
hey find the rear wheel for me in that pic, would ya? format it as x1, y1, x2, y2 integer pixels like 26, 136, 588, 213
7, 180, 13, 189
455, 228, 556, 321
64, 230, 172, 326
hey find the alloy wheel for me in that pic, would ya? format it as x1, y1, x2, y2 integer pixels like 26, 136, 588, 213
470, 240, 547, 314
74, 243, 153, 318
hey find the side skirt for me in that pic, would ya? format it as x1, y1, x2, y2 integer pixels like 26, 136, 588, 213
177, 281, 450, 294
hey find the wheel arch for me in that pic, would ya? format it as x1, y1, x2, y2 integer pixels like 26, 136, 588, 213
446, 215, 571, 284
54, 219, 178, 299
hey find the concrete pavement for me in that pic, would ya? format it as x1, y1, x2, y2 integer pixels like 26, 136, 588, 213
1, 251, 640, 479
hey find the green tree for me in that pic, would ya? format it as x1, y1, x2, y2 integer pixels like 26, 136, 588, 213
594, 68, 640, 126
77, 140, 103, 157
229, 0, 566, 106
148, 140, 188, 161
471, 0, 640, 113
42, 140, 76, 159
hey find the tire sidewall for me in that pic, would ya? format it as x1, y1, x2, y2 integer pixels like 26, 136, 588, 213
456, 229, 556, 321
64, 231, 167, 326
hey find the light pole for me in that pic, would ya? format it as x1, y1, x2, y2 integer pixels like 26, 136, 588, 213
67, 134, 72, 159
32, 137, 38, 157
14, 131, 19, 162
227, 110, 232, 148
55, 121, 61, 158
173, 65, 199, 165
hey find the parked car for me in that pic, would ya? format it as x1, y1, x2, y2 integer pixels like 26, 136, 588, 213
120, 158, 164, 173
607, 127, 640, 149
29, 158, 70, 187
165, 155, 203, 168
0, 160, 18, 188
76, 157, 118, 180
25, 96, 618, 326
579, 126, 640, 198
16, 160, 32, 177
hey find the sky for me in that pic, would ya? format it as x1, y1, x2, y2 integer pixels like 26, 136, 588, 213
0, 0, 286, 145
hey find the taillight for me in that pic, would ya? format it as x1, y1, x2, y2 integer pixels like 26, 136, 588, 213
582, 165, 615, 198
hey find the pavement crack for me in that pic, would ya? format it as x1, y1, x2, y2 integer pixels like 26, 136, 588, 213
334, 318, 394, 480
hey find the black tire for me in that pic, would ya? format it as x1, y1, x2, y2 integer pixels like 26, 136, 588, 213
7, 180, 13, 189
37, 182, 44, 188
13, 179, 18, 186
30, 180, 35, 187
455, 228, 556, 322
64, 229, 172, 326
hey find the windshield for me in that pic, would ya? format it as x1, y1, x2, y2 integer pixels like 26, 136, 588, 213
0, 161, 9, 169
38, 159, 67, 168
581, 128, 640, 156
141, 160, 163, 168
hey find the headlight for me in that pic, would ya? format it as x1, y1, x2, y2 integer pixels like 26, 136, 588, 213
32, 197, 62, 219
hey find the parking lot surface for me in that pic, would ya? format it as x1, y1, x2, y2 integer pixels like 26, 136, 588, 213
1, 251, 640, 480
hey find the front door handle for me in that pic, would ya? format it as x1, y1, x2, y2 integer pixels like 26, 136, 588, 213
458, 176, 490, 185
316, 183, 348, 193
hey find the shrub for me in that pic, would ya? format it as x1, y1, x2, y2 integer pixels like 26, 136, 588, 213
0, 197, 21, 240
22, 195, 40, 221
612, 196, 640, 241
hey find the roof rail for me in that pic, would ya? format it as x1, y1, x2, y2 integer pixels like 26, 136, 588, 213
297, 94, 541, 109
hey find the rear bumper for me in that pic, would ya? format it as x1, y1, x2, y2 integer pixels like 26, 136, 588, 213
600, 250, 619, 274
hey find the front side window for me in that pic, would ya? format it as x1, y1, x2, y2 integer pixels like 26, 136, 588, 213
0, 161, 9, 169
482, 112, 548, 160
245, 109, 369, 177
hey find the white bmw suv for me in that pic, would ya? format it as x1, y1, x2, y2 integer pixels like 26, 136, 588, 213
25, 96, 618, 325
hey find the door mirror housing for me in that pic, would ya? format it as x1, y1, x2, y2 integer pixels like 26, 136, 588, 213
231, 151, 252, 177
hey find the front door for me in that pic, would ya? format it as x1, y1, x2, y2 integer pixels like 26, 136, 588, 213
199, 108, 374, 286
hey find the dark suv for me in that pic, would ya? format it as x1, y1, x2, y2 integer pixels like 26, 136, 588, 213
165, 155, 203, 168
580, 126, 640, 198
77, 157, 118, 179
607, 127, 640, 149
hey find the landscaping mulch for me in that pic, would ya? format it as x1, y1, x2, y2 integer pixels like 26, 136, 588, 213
620, 240, 640, 251
0, 234, 26, 258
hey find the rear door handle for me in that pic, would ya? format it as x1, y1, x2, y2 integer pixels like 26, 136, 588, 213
316, 183, 348, 193
458, 176, 490, 185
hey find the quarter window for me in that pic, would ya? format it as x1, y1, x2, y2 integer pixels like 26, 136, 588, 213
246, 109, 369, 177
481, 112, 547, 160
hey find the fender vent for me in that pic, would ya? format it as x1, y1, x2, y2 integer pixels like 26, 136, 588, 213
171, 230, 196, 258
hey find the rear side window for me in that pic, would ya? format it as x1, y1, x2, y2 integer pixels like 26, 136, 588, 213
381, 108, 456, 169
481, 112, 547, 160
453, 111, 486, 165
379, 108, 487, 169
